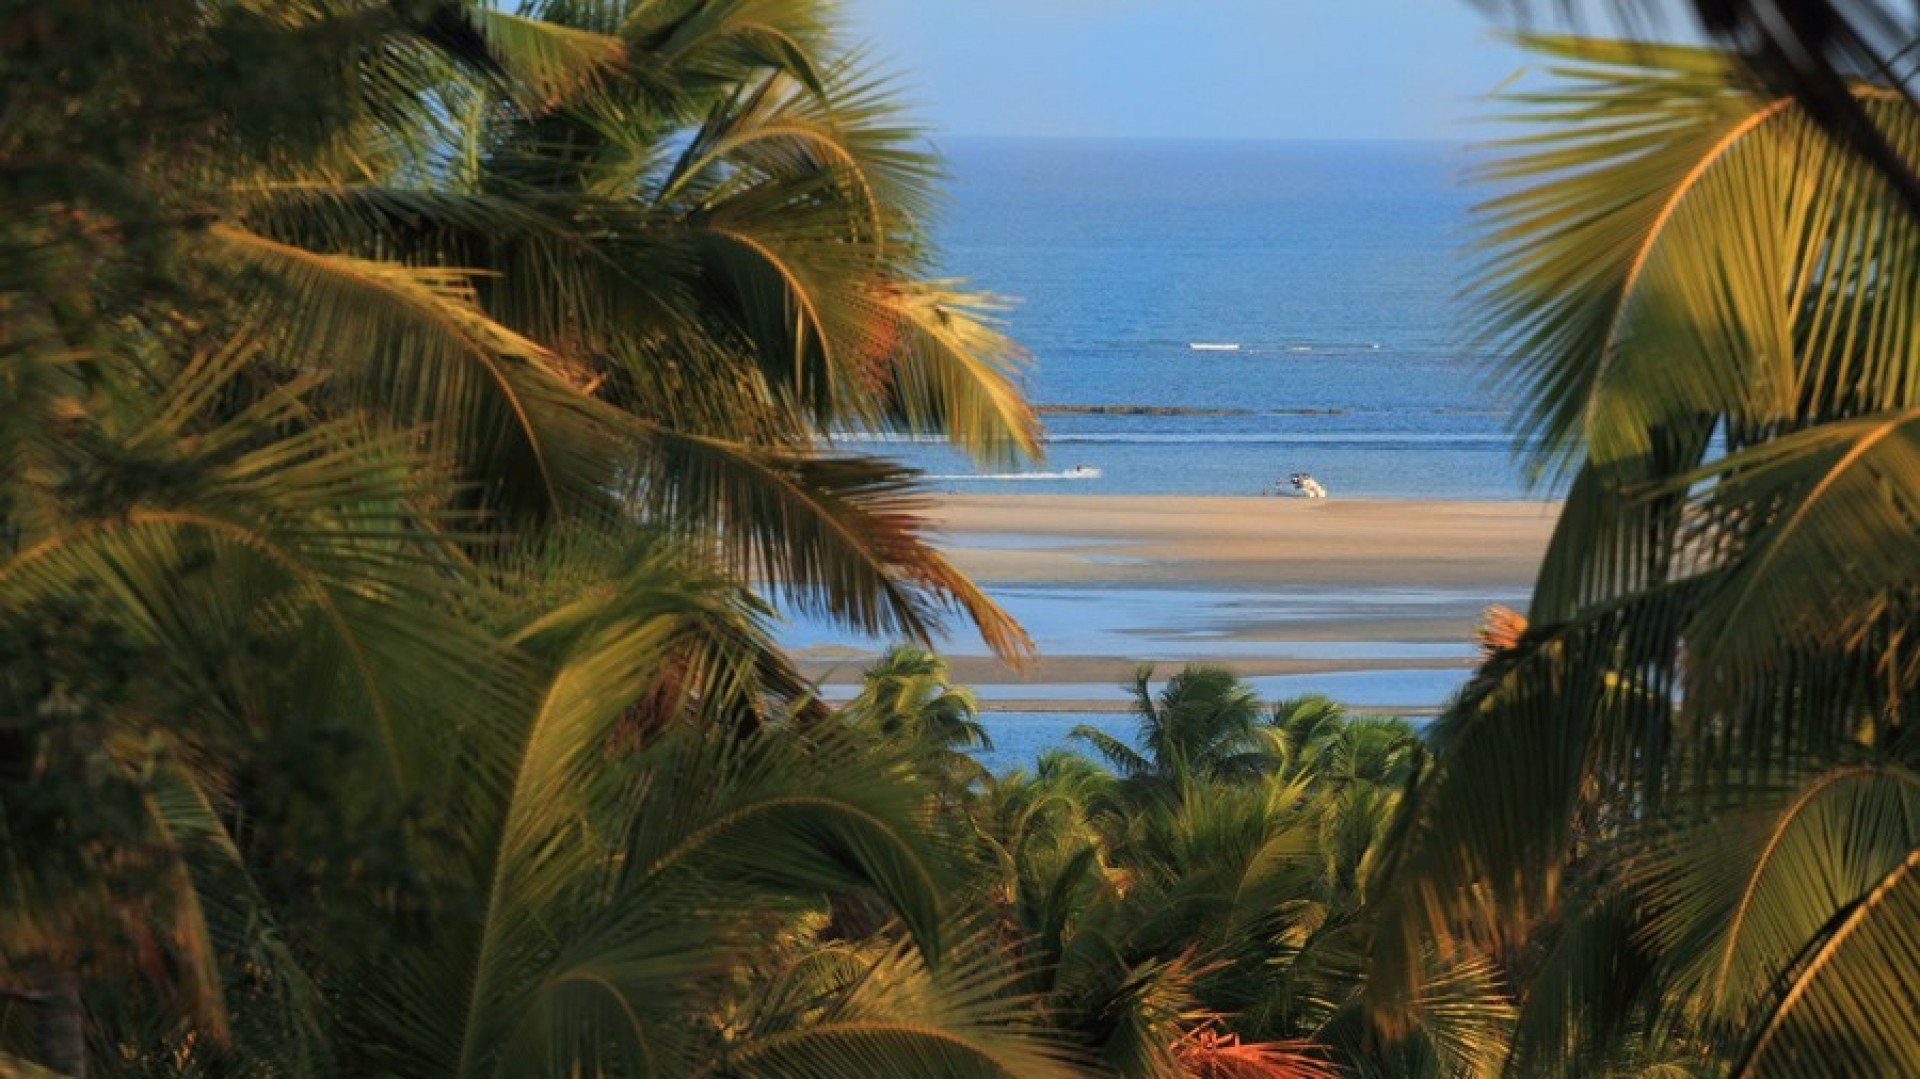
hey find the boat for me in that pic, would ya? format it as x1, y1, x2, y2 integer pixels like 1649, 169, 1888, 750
1188, 342, 1240, 352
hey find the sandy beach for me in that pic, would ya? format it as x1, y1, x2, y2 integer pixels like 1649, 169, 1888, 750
928, 495, 1555, 589
791, 495, 1556, 710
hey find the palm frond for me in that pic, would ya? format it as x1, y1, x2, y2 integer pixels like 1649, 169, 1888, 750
460, 5, 629, 106
864, 281, 1040, 467
712, 937, 1088, 1079
1070, 725, 1153, 780
1379, 31, 1920, 1073
1731, 850, 1920, 1076
205, 224, 620, 518
0, 354, 510, 787
1471, 37, 1920, 479
1675, 410, 1920, 673
633, 427, 1031, 656
146, 763, 333, 1070
1635, 762, 1920, 1025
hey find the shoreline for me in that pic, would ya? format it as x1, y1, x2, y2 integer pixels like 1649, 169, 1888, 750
962, 700, 1442, 716
926, 494, 1555, 589
792, 494, 1554, 709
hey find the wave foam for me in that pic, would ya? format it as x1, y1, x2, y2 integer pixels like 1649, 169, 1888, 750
927, 468, 1104, 482
1042, 432, 1509, 446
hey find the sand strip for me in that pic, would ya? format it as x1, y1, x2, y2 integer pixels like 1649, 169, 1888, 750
795, 495, 1555, 707
925, 494, 1557, 590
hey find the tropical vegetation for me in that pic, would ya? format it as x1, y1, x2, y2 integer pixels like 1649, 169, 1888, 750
1369, 34, 1920, 1077
8, 0, 1920, 1075
882, 659, 1517, 1077
1, 0, 1054, 1072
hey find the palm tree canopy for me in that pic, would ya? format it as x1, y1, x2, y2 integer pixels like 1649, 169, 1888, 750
1368, 35, 1920, 1075
1486, 1, 1920, 215
6, 0, 1041, 658
0, 2, 1060, 1073
1073, 665, 1273, 785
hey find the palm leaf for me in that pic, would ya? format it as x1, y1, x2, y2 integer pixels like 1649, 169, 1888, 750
1731, 850, 1920, 1075
459, 5, 629, 106
205, 224, 619, 519
0, 354, 510, 789
863, 281, 1040, 468
1070, 725, 1153, 780
1471, 36, 1919, 478
1672, 410, 1920, 674
633, 427, 1031, 656
146, 763, 333, 1070
710, 938, 1088, 1079
1634, 763, 1920, 1024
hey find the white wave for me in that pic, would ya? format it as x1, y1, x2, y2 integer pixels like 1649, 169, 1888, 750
927, 468, 1104, 482
1188, 342, 1240, 351
828, 432, 947, 444
835, 431, 1510, 449
1042, 432, 1509, 446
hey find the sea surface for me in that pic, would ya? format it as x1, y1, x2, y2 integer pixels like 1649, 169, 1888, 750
862, 137, 1540, 498
786, 140, 1538, 745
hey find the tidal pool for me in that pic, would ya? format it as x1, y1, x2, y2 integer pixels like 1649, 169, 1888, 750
780, 584, 1506, 659
819, 666, 1468, 711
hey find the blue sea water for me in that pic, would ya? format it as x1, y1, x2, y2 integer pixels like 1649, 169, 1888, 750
868, 137, 1535, 498
786, 140, 1531, 737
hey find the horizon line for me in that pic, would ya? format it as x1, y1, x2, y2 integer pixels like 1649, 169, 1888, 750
926, 132, 1474, 145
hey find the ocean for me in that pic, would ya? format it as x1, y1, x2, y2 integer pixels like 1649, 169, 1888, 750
793, 139, 1538, 764
867, 137, 1537, 499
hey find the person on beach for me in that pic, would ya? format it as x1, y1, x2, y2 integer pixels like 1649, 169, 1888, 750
1289, 472, 1328, 498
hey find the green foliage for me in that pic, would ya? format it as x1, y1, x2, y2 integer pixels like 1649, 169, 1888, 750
0, 1, 1057, 1073
970, 672, 1514, 1077
2, 0, 1040, 648
23, 3, 1918, 1074
842, 646, 993, 791
1371, 35, 1920, 1077
1070, 665, 1272, 789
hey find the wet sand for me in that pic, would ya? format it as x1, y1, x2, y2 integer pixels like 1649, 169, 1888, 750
927, 495, 1556, 589
791, 495, 1557, 710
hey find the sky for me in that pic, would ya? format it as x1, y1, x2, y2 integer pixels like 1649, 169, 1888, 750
842, 1, 1566, 141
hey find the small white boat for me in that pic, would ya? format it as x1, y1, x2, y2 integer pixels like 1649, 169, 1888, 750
1188, 342, 1240, 352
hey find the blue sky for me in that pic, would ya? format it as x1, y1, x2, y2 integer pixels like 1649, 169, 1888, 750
840, 1, 1545, 140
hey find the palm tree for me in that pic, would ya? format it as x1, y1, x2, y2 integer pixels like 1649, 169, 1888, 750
1269, 696, 1420, 790
1491, 0, 1920, 216
322, 540, 1078, 1076
1369, 36, 1920, 1075
979, 682, 1514, 1077
1, 1, 1052, 1071
0, 346, 493, 1071
1071, 666, 1274, 788
0, 358, 1077, 1072
7, 0, 1038, 655
843, 645, 993, 790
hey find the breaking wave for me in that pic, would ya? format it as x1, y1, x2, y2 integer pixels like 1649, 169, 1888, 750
925, 468, 1104, 482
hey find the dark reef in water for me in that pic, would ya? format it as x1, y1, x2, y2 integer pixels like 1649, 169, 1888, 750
1040, 404, 1247, 416
1038, 404, 1348, 416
